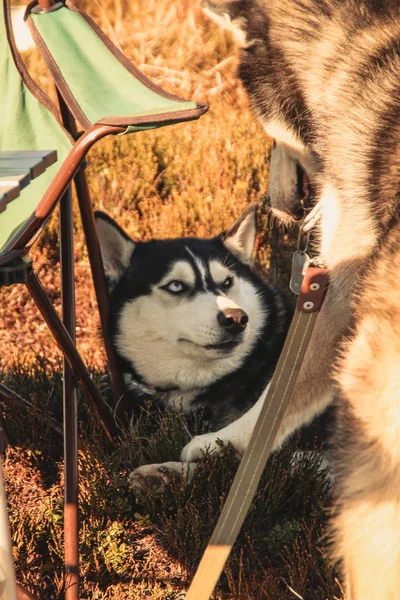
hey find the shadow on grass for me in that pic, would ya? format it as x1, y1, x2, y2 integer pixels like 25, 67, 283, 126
1, 357, 342, 599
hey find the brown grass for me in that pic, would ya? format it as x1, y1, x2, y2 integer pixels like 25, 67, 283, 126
3, 0, 283, 370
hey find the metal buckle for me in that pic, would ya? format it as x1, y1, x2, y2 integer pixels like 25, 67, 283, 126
290, 202, 325, 294
297, 227, 310, 253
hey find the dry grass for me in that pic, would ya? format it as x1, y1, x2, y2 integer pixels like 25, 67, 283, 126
3, 0, 285, 370
2, 362, 340, 599
0, 0, 341, 598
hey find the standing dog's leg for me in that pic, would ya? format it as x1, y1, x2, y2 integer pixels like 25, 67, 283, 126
336, 499, 400, 600
333, 237, 400, 599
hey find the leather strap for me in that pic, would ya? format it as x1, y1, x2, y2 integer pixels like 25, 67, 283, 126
186, 266, 329, 600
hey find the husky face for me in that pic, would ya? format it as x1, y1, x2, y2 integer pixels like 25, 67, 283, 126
95, 205, 267, 394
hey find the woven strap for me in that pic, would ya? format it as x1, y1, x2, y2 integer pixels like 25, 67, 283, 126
186, 266, 329, 600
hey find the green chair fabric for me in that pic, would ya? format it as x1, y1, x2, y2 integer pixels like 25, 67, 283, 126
27, 1, 206, 134
0, 0, 72, 256
1, 0, 206, 257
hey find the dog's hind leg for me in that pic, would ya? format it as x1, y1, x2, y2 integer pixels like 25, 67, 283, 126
332, 237, 400, 599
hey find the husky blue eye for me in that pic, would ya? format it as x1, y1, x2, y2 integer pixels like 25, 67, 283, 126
163, 280, 187, 294
222, 276, 234, 289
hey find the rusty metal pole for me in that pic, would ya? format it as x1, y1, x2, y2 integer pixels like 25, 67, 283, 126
73, 169, 128, 418
25, 271, 118, 442
0, 427, 18, 600
59, 186, 79, 600
55, 91, 128, 423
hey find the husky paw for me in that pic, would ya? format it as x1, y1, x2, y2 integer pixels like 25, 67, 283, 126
128, 461, 183, 493
180, 433, 226, 462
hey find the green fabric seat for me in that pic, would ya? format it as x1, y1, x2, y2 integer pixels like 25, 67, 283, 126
27, 0, 206, 134
0, 0, 206, 259
0, 0, 72, 257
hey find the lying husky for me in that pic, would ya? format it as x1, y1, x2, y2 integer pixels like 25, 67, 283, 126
202, 1, 400, 598
95, 206, 292, 489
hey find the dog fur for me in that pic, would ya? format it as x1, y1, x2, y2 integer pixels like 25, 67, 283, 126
198, 1, 400, 597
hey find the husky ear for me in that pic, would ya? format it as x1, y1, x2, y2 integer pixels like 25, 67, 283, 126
202, 0, 249, 47
221, 204, 257, 264
94, 211, 135, 288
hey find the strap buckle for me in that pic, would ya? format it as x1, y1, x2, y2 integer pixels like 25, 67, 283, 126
290, 200, 325, 295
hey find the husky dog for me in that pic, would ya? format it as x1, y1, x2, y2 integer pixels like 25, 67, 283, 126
197, 1, 400, 597
95, 205, 291, 490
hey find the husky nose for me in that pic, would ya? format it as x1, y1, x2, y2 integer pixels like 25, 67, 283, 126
217, 309, 248, 335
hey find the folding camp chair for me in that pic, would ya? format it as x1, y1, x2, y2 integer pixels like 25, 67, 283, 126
0, 0, 207, 595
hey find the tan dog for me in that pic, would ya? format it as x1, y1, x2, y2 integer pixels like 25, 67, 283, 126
188, 2, 400, 598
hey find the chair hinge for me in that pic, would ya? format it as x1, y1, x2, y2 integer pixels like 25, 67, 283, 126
31, 1, 64, 15
0, 258, 33, 287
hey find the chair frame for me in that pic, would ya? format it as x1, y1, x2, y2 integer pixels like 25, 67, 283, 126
0, 122, 126, 600
0, 0, 207, 596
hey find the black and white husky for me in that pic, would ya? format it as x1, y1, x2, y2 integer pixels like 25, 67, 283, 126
95, 205, 291, 489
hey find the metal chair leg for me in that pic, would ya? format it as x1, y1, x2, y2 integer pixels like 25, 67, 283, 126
59, 187, 79, 600
0, 454, 18, 600
73, 168, 128, 419
0, 403, 48, 600
56, 90, 128, 422
25, 270, 119, 443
